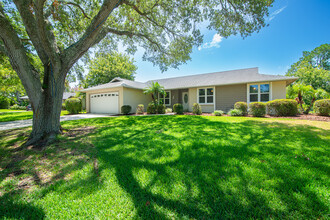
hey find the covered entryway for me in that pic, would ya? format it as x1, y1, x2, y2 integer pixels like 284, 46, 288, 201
90, 92, 119, 114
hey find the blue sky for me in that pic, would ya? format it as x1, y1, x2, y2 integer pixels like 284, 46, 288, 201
132, 0, 330, 82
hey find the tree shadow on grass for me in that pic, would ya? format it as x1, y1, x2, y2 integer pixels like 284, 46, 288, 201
0, 116, 329, 219
0, 126, 102, 219
90, 116, 329, 219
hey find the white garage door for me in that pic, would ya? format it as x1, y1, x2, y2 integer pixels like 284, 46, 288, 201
90, 92, 119, 114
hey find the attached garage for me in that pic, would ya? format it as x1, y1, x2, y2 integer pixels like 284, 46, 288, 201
90, 92, 119, 114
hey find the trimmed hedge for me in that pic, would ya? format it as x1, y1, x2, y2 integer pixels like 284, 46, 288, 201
249, 102, 266, 117
136, 104, 144, 114
214, 110, 224, 116
173, 103, 183, 115
314, 99, 330, 116
121, 105, 132, 115
192, 103, 202, 115
234, 102, 248, 116
147, 102, 157, 114
157, 104, 166, 114
65, 98, 82, 114
10, 104, 26, 110
266, 99, 298, 116
62, 103, 66, 110
228, 109, 243, 116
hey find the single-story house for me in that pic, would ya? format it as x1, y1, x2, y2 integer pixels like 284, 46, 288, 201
20, 92, 76, 103
80, 67, 298, 114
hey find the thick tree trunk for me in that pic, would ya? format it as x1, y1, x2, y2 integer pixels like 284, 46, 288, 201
26, 69, 66, 146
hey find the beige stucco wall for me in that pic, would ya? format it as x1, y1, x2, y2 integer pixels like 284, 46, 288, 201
188, 87, 215, 112
170, 90, 179, 108
123, 87, 152, 113
85, 87, 123, 113
188, 88, 197, 112
271, 81, 287, 100
215, 84, 247, 112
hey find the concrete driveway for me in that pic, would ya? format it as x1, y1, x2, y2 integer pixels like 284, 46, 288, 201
0, 114, 114, 131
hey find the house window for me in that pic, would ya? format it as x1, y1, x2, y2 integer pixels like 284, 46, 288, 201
248, 84, 270, 102
159, 91, 171, 105
198, 88, 214, 104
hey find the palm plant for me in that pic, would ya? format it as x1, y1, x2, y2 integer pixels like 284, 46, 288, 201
287, 83, 329, 114
143, 82, 166, 105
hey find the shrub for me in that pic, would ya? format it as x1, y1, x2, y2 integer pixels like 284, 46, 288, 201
173, 103, 183, 115
213, 110, 224, 116
157, 104, 166, 114
165, 108, 172, 113
313, 99, 330, 116
65, 98, 82, 114
192, 103, 202, 115
121, 105, 132, 115
228, 109, 243, 116
234, 102, 248, 116
249, 102, 266, 117
266, 99, 298, 116
147, 102, 157, 114
62, 103, 66, 110
136, 104, 144, 114
9, 104, 26, 110
0, 96, 10, 109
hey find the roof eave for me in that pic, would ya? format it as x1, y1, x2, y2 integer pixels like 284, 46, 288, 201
79, 84, 144, 92
162, 77, 299, 90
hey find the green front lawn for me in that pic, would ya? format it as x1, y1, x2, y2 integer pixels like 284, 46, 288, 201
0, 110, 70, 122
0, 116, 329, 219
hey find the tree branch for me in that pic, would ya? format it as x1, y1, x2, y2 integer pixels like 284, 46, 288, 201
106, 28, 164, 52
63, 0, 121, 71
64, 2, 90, 19
34, 0, 61, 65
13, 0, 49, 64
122, 0, 177, 37
0, 6, 42, 107
45, 1, 91, 19
122, 0, 159, 16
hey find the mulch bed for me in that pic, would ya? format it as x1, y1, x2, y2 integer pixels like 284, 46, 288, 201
184, 112, 329, 122
263, 114, 329, 122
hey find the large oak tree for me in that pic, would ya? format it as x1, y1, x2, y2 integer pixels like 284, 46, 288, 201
0, 0, 273, 145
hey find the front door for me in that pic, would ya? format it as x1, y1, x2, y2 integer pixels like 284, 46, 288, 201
182, 92, 189, 110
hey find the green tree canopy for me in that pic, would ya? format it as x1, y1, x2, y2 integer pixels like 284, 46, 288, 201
0, 56, 25, 104
84, 52, 137, 88
286, 44, 330, 92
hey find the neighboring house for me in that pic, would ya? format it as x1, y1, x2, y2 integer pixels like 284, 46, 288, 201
80, 67, 298, 114
20, 92, 76, 103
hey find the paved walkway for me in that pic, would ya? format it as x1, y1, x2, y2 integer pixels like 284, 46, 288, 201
0, 114, 114, 131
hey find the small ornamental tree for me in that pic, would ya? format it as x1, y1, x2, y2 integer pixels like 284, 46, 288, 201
0, 0, 273, 145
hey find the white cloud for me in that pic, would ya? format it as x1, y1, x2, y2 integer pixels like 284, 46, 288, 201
268, 6, 287, 21
198, 34, 223, 50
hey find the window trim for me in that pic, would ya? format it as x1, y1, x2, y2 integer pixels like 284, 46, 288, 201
159, 91, 171, 106
197, 87, 215, 105
247, 82, 272, 103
